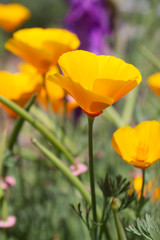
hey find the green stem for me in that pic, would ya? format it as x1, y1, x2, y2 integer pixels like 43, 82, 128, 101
138, 45, 160, 71
8, 94, 37, 151
32, 138, 91, 205
103, 106, 125, 129
61, 91, 67, 139
122, 88, 139, 125
112, 199, 127, 240
0, 128, 7, 177
99, 199, 111, 240
88, 116, 98, 240
31, 105, 78, 155
2, 198, 7, 221
32, 138, 102, 235
137, 169, 145, 217
0, 96, 75, 165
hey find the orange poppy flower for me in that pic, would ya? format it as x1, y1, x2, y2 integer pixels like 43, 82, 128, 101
112, 121, 160, 169
0, 68, 42, 117
38, 66, 78, 113
148, 72, 160, 97
5, 28, 80, 74
48, 50, 142, 116
0, 3, 30, 32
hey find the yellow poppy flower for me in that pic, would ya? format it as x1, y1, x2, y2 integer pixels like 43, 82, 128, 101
148, 72, 160, 97
48, 50, 142, 116
0, 3, 30, 32
5, 28, 80, 74
38, 66, 78, 113
0, 68, 42, 117
112, 121, 160, 168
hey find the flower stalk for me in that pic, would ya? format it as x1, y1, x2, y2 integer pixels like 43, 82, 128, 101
32, 138, 101, 221
137, 169, 145, 217
8, 94, 37, 151
103, 106, 125, 128
32, 138, 91, 205
122, 88, 139, 126
2, 199, 7, 221
112, 198, 127, 240
0, 96, 75, 165
138, 44, 160, 71
88, 116, 98, 240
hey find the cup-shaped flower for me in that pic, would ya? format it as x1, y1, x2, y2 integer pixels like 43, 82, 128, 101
0, 68, 42, 117
112, 121, 160, 169
5, 28, 80, 74
148, 73, 160, 97
37, 66, 78, 113
0, 3, 30, 32
48, 50, 142, 116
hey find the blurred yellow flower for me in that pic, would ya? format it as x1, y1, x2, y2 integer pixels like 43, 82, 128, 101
130, 174, 145, 198
151, 187, 160, 202
5, 28, 80, 74
148, 72, 160, 97
0, 68, 42, 117
0, 3, 30, 32
48, 50, 142, 116
129, 173, 160, 202
38, 66, 78, 113
112, 121, 160, 169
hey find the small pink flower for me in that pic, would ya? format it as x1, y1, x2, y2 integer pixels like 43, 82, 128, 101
70, 162, 88, 176
5, 176, 16, 187
0, 176, 16, 190
0, 216, 16, 228
1, 181, 8, 190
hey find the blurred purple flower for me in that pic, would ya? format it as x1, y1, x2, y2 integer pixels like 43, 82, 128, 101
65, 0, 114, 54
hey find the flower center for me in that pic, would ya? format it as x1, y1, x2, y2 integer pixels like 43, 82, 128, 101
135, 141, 149, 162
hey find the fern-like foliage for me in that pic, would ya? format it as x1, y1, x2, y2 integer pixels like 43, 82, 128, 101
70, 203, 91, 230
98, 174, 136, 211
126, 214, 160, 240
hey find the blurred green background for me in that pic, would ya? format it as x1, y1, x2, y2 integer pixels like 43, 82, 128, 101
0, 0, 160, 239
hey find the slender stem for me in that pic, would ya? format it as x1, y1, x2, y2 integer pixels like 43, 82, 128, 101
8, 94, 37, 151
31, 105, 78, 155
112, 198, 127, 240
32, 137, 102, 222
87, 116, 98, 240
99, 199, 111, 240
2, 198, 7, 221
0, 128, 7, 177
122, 88, 139, 125
0, 96, 75, 165
138, 45, 160, 71
61, 91, 67, 139
99, 201, 107, 239
32, 138, 91, 204
103, 106, 125, 129
137, 169, 145, 217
